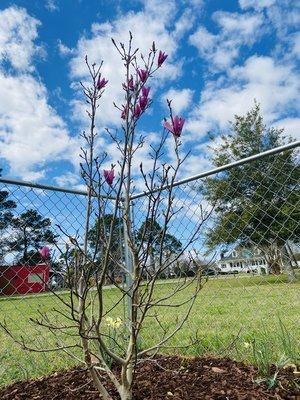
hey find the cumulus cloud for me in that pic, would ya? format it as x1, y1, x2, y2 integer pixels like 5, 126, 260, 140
161, 88, 193, 114
0, 73, 77, 180
266, 2, 300, 38
186, 55, 300, 141
54, 171, 85, 190
0, 6, 42, 72
57, 40, 74, 56
0, 6, 76, 180
239, 1, 300, 40
66, 1, 193, 126
189, 11, 264, 70
273, 118, 300, 141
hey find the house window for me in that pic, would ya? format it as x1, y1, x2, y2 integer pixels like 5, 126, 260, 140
28, 273, 43, 283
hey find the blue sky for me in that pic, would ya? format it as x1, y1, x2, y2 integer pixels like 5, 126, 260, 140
0, 0, 299, 189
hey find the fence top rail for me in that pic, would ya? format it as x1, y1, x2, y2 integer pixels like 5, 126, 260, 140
130, 140, 300, 200
0, 177, 88, 196
0, 177, 119, 200
0, 140, 299, 200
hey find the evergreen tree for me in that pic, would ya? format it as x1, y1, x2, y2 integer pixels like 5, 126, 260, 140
202, 103, 299, 280
8, 209, 57, 265
88, 214, 124, 281
0, 168, 16, 263
137, 219, 182, 277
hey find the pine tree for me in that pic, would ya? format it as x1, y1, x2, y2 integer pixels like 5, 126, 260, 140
202, 103, 299, 281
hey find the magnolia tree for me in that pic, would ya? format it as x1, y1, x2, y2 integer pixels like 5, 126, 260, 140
2, 35, 212, 400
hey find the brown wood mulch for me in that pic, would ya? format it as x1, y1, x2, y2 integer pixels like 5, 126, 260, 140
0, 356, 299, 400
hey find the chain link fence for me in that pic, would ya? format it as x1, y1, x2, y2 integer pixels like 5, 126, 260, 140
0, 141, 299, 387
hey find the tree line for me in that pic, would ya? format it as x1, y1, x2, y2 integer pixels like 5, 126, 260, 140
0, 178, 57, 265
0, 181, 183, 276
0, 104, 299, 279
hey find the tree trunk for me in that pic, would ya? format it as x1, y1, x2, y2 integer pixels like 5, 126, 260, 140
268, 261, 281, 274
23, 228, 28, 262
282, 244, 296, 283
119, 386, 132, 400
149, 246, 155, 277
119, 364, 133, 400
264, 243, 283, 275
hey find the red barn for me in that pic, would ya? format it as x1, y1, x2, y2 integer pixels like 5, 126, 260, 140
0, 264, 49, 296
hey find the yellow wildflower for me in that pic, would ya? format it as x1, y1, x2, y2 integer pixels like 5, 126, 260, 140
106, 316, 122, 329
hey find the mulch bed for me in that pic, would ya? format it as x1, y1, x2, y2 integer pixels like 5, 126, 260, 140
1, 355, 299, 399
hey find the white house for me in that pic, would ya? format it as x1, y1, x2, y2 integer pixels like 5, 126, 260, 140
217, 247, 269, 275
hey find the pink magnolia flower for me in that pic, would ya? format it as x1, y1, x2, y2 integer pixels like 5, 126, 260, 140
39, 246, 50, 260
96, 76, 108, 90
134, 104, 141, 118
123, 76, 134, 91
158, 50, 168, 67
121, 105, 128, 120
104, 169, 115, 186
139, 96, 148, 111
137, 69, 148, 83
141, 86, 150, 98
164, 116, 185, 137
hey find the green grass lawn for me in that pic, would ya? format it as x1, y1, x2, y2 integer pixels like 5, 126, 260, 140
0, 273, 299, 388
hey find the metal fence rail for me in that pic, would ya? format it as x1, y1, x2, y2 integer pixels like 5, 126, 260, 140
0, 142, 299, 387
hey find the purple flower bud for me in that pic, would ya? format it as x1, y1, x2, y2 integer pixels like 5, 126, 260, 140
158, 50, 168, 67
96, 76, 108, 90
137, 69, 148, 83
163, 115, 185, 137
121, 105, 128, 120
104, 169, 115, 186
142, 86, 150, 98
134, 104, 142, 118
39, 246, 50, 260
123, 76, 134, 91
139, 96, 148, 111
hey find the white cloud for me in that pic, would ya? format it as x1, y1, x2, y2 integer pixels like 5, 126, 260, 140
291, 32, 300, 59
57, 40, 74, 56
0, 73, 77, 180
68, 2, 191, 126
173, 9, 196, 39
61, 1, 198, 189
0, 6, 76, 180
215, 10, 263, 38
0, 6, 42, 72
186, 55, 300, 141
142, 0, 176, 21
54, 171, 85, 190
266, 3, 300, 38
239, 0, 276, 9
189, 11, 264, 70
239, 1, 299, 39
184, 0, 204, 6
45, 0, 59, 12
273, 118, 300, 141
177, 150, 212, 179
161, 88, 193, 114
